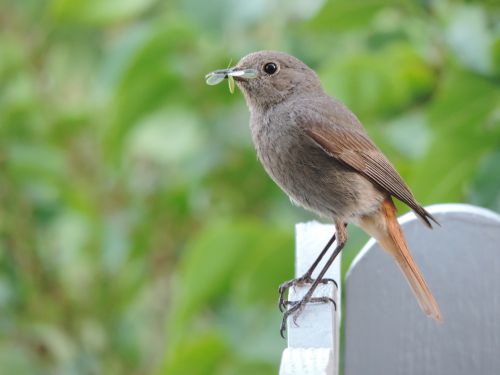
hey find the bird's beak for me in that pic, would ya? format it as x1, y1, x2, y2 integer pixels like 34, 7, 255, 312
205, 67, 257, 85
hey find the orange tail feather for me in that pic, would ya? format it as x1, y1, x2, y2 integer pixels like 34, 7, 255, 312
360, 197, 442, 321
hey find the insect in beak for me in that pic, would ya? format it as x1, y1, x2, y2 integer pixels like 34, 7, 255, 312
205, 67, 258, 94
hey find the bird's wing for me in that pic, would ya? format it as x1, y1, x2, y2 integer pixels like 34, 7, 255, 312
297, 112, 438, 227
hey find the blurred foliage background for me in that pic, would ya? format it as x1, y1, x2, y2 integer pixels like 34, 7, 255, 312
0, 0, 499, 373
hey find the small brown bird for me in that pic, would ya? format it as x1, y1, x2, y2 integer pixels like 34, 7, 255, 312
206, 51, 442, 336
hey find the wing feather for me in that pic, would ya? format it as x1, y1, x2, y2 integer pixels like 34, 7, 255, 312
301, 119, 438, 227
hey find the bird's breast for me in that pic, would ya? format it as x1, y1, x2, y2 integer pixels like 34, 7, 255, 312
251, 111, 374, 220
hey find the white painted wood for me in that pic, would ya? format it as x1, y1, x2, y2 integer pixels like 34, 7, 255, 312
344, 203, 500, 375
295, 222, 342, 316
279, 221, 341, 375
280, 348, 335, 375
287, 282, 338, 348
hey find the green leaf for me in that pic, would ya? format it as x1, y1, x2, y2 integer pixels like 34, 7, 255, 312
308, 0, 411, 31
232, 228, 293, 306
408, 68, 500, 203
445, 5, 496, 75
319, 43, 435, 119
104, 19, 196, 160
167, 220, 277, 339
468, 150, 500, 211
0, 345, 38, 375
50, 0, 157, 25
159, 332, 227, 375
492, 37, 500, 76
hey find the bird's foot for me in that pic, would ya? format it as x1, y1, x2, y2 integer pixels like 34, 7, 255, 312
279, 296, 337, 338
278, 276, 337, 312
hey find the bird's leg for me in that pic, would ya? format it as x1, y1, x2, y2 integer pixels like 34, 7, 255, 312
278, 223, 348, 312
278, 231, 337, 312
280, 220, 347, 338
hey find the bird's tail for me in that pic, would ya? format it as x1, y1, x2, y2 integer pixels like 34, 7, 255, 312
360, 197, 442, 321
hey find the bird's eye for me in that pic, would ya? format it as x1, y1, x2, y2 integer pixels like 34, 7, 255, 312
263, 62, 278, 75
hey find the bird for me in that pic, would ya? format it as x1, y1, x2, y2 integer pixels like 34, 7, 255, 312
206, 50, 442, 337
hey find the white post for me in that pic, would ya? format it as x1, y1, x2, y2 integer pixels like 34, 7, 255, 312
279, 221, 341, 375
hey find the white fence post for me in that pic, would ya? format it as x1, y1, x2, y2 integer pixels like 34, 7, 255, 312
279, 222, 341, 375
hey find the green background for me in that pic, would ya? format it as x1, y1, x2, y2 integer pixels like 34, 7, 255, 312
1, 0, 499, 374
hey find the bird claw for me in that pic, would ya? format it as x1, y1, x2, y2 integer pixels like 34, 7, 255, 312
278, 277, 338, 312
278, 276, 313, 312
279, 296, 337, 338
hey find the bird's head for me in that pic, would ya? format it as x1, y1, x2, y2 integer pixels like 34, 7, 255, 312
207, 51, 322, 110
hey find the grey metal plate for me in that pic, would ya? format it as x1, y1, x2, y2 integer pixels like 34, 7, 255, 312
344, 204, 500, 375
